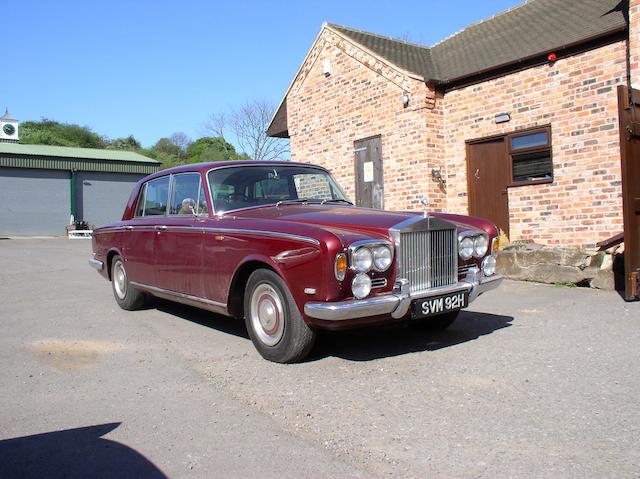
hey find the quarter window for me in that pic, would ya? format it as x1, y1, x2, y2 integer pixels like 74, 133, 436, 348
509, 128, 553, 184
142, 176, 170, 216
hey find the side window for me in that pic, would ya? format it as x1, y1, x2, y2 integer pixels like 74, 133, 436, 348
143, 176, 170, 216
170, 173, 202, 215
509, 128, 553, 184
134, 184, 146, 217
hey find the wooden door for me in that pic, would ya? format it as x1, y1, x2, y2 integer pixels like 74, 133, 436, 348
617, 85, 640, 301
467, 138, 511, 237
354, 136, 384, 209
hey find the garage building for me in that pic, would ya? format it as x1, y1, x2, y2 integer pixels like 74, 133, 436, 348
0, 142, 160, 236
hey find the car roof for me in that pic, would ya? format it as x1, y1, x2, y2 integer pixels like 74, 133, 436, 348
144, 161, 330, 180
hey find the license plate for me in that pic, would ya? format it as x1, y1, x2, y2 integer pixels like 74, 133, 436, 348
412, 291, 468, 319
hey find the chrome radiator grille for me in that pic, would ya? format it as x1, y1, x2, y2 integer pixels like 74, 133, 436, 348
399, 228, 457, 294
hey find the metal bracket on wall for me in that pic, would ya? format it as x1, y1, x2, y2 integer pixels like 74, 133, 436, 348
626, 122, 640, 139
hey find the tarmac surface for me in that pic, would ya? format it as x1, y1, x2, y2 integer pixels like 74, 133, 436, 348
1, 238, 638, 478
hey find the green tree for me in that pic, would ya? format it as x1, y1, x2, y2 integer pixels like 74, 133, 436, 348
185, 136, 247, 163
107, 135, 142, 151
20, 119, 106, 148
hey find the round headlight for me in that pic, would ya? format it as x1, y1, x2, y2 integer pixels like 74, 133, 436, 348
372, 245, 393, 271
473, 235, 489, 258
352, 273, 372, 299
352, 247, 373, 272
459, 236, 474, 260
482, 255, 497, 276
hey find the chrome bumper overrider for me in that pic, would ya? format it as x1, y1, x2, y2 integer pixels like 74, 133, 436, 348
304, 270, 503, 321
88, 259, 104, 271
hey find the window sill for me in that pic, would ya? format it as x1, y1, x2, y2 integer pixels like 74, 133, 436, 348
508, 178, 554, 188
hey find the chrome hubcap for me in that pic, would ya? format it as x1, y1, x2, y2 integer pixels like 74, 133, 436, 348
113, 261, 127, 300
250, 283, 285, 346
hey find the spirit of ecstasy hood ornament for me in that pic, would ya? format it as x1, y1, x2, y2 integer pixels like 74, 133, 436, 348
420, 197, 430, 218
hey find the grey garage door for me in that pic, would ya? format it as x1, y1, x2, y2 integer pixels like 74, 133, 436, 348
76, 172, 145, 228
0, 168, 70, 236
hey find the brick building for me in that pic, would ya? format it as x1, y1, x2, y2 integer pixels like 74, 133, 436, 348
267, 0, 639, 247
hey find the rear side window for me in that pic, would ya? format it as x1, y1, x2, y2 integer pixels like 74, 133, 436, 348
141, 176, 170, 216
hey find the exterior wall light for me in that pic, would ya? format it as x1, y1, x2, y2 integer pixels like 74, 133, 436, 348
323, 59, 331, 77
495, 112, 511, 124
402, 92, 410, 108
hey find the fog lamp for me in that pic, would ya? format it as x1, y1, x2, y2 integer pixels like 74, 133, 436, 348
482, 255, 497, 276
352, 273, 372, 299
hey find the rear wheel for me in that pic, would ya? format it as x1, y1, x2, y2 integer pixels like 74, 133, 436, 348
244, 269, 316, 363
111, 255, 146, 311
410, 311, 459, 331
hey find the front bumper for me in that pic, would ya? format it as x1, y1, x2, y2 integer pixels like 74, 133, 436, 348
304, 270, 503, 321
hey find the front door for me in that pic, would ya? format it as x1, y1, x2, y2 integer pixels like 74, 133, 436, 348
468, 138, 511, 237
354, 135, 384, 209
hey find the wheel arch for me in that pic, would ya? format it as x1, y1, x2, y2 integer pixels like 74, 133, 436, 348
227, 257, 285, 319
105, 248, 124, 281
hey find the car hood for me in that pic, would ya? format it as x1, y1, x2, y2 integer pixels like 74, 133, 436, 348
231, 204, 495, 239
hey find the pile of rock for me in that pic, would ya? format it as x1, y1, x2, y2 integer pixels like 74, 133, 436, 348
496, 242, 623, 290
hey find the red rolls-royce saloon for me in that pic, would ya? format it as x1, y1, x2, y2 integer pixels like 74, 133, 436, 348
90, 162, 503, 363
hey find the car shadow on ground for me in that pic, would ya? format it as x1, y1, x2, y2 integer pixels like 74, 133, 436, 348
308, 311, 514, 362
0, 423, 166, 479
152, 300, 512, 362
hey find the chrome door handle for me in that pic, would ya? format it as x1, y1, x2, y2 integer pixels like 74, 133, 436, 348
474, 169, 480, 180
155, 225, 167, 231
125, 226, 133, 230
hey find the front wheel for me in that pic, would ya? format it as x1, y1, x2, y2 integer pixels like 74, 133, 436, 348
244, 269, 316, 363
111, 255, 146, 311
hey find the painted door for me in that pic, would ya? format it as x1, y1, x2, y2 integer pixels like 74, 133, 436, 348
617, 85, 640, 301
467, 138, 511, 237
354, 136, 384, 209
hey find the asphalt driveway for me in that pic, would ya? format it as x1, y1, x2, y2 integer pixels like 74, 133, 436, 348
0, 239, 638, 478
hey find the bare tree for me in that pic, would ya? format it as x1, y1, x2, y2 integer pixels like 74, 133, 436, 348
203, 99, 290, 161
168, 131, 192, 152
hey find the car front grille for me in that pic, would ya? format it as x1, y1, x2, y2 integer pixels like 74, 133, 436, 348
399, 228, 458, 295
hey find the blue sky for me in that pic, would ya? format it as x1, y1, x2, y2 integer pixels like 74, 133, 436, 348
5, 0, 520, 148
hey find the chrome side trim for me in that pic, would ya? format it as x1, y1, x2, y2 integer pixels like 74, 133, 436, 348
130, 281, 228, 310
98, 224, 319, 245
201, 228, 320, 246
88, 259, 104, 271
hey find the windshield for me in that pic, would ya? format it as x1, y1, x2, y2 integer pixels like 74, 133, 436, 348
207, 165, 351, 213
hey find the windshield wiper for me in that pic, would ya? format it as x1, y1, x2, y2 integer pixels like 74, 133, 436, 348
275, 199, 322, 207
320, 199, 354, 205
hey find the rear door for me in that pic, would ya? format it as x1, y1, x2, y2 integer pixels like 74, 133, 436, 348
123, 175, 170, 286
354, 135, 384, 209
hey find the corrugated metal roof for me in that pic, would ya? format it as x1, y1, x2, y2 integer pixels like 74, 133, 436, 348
0, 142, 159, 164
0, 154, 160, 174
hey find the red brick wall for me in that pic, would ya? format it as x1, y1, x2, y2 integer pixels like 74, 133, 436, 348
288, 28, 446, 212
444, 41, 627, 246
286, 26, 629, 247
